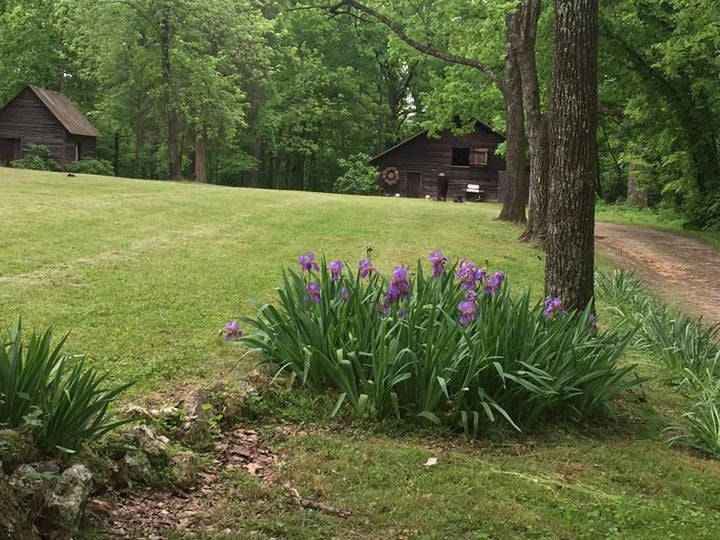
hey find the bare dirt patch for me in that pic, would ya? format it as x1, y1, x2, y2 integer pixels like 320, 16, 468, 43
595, 222, 720, 324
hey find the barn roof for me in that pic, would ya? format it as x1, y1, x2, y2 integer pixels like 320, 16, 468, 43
27, 85, 101, 138
368, 121, 504, 164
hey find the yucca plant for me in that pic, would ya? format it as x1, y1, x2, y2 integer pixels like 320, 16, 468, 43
241, 252, 643, 436
0, 321, 132, 453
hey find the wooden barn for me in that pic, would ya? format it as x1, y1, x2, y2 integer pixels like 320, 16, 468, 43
0, 85, 100, 167
370, 122, 508, 201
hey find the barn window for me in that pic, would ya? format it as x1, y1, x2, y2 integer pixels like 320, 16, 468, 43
451, 147, 470, 167
470, 148, 489, 167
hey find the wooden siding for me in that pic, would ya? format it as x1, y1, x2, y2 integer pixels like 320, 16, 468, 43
0, 88, 68, 165
372, 128, 506, 201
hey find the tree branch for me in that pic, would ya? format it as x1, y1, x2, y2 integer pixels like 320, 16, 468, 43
328, 0, 503, 89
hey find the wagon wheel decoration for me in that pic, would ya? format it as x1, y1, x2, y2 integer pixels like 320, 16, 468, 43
382, 167, 400, 186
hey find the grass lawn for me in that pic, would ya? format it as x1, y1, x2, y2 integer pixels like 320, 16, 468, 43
4, 168, 720, 538
596, 201, 720, 248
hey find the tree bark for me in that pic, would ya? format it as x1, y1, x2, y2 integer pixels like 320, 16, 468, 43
498, 28, 528, 224
113, 132, 120, 176
516, 0, 550, 244
544, 0, 599, 312
194, 133, 207, 183
159, 1, 182, 180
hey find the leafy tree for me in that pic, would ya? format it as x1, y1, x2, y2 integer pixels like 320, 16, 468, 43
334, 152, 380, 195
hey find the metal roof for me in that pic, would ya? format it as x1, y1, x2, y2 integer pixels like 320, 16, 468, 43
28, 85, 101, 138
368, 121, 504, 164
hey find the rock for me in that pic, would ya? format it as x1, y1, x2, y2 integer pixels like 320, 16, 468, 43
44, 464, 93, 539
118, 403, 182, 422
238, 380, 259, 399
170, 451, 200, 488
117, 451, 152, 484
129, 424, 168, 457
117, 403, 154, 421
181, 388, 216, 422
0, 470, 37, 539
9, 461, 60, 512
0, 429, 38, 473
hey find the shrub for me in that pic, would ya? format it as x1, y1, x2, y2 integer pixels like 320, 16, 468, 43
11, 144, 59, 171
334, 153, 380, 195
66, 158, 114, 176
0, 321, 132, 454
239, 252, 641, 435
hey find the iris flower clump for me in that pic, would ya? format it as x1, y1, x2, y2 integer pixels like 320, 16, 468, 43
239, 249, 641, 437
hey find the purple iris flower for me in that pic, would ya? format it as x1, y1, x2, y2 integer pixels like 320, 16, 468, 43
428, 250, 449, 278
484, 272, 505, 295
543, 296, 566, 318
390, 266, 411, 299
458, 298, 477, 325
358, 258, 374, 279
307, 282, 321, 304
340, 286, 349, 301
298, 251, 320, 273
329, 260, 344, 282
455, 259, 486, 291
224, 321, 243, 341
588, 313, 598, 331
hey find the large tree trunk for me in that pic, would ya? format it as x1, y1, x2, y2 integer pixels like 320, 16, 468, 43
159, 2, 182, 180
113, 132, 120, 176
544, 0, 599, 312
497, 30, 528, 224
516, 0, 550, 244
194, 133, 207, 183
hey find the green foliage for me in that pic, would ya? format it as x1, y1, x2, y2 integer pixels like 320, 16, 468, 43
11, 144, 59, 171
66, 158, 114, 176
243, 257, 641, 435
0, 320, 132, 454
596, 269, 720, 378
333, 153, 380, 195
596, 269, 720, 457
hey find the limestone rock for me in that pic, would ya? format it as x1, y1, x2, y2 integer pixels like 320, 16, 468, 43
0, 470, 37, 539
129, 424, 168, 457
44, 464, 93, 539
170, 451, 200, 488
118, 451, 152, 484
8, 461, 60, 512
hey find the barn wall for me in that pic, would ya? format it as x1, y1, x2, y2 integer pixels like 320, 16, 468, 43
372, 129, 506, 201
0, 88, 68, 165
64, 135, 97, 164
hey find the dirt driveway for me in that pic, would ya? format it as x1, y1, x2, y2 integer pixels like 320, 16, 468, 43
595, 222, 720, 324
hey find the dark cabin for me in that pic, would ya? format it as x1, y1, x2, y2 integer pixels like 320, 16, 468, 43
0, 85, 100, 167
370, 122, 507, 201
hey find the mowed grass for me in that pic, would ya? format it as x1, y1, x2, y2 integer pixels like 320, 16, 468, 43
5, 168, 720, 538
0, 168, 542, 395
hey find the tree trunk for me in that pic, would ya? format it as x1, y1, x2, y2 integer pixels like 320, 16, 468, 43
251, 138, 262, 187
498, 20, 528, 224
159, 1, 182, 180
194, 133, 207, 183
544, 0, 598, 312
626, 163, 647, 207
113, 132, 120, 176
516, 0, 550, 244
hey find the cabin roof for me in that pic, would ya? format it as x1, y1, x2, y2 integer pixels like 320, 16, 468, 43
25, 85, 101, 138
368, 121, 504, 164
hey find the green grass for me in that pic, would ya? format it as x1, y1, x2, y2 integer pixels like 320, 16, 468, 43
5, 168, 720, 538
0, 168, 542, 395
596, 201, 720, 248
